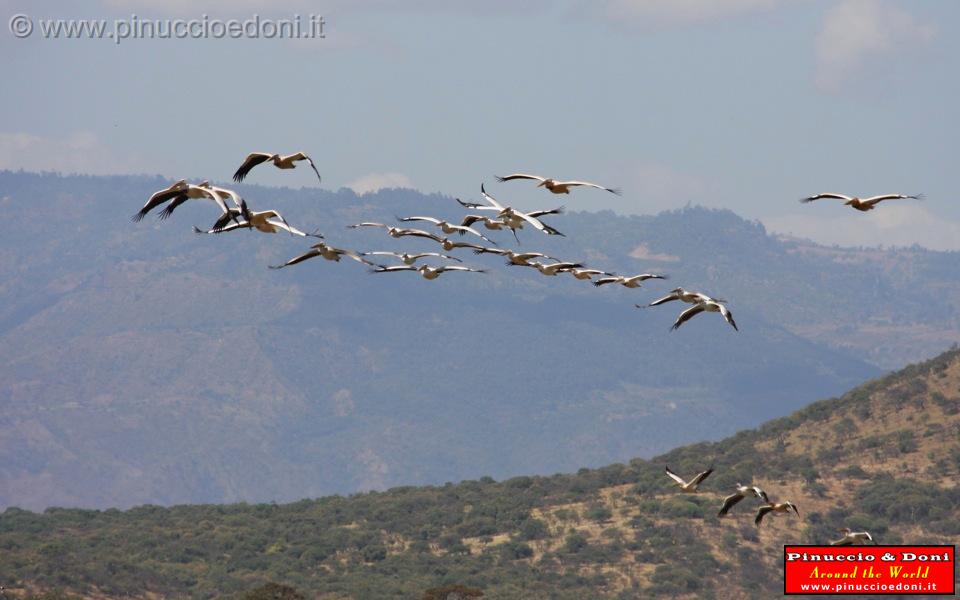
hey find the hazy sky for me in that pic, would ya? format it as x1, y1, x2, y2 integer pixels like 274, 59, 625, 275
2, 0, 958, 248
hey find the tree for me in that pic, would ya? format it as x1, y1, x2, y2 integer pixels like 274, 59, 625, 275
421, 584, 484, 600
241, 583, 306, 600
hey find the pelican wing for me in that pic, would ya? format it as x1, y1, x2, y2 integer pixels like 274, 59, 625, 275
399, 216, 443, 225
457, 199, 500, 212
416, 252, 463, 262
718, 304, 738, 331
445, 240, 488, 251
751, 486, 769, 503
664, 466, 687, 487
396, 228, 444, 242
517, 211, 563, 236
291, 152, 322, 183
690, 468, 713, 487
527, 206, 564, 218
671, 303, 707, 330
648, 292, 681, 306
435, 265, 486, 274
496, 173, 547, 184
132, 188, 186, 222
593, 277, 620, 287
755, 504, 774, 526
718, 493, 745, 517
264, 218, 311, 237
800, 192, 854, 203
831, 537, 855, 546
233, 152, 273, 182
451, 224, 496, 243
348, 222, 389, 229
372, 265, 418, 273
555, 180, 621, 195
268, 247, 323, 269
861, 193, 922, 207
479, 184, 505, 210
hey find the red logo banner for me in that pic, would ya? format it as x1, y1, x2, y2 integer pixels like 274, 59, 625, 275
784, 545, 955, 595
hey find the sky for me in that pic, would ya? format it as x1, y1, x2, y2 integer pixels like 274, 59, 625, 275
1, 0, 958, 249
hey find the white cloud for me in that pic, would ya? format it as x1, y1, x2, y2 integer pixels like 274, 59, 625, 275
0, 131, 141, 176
815, 0, 936, 90
764, 204, 960, 251
345, 172, 413, 195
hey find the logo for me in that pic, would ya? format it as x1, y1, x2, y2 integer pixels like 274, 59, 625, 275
784, 545, 955, 595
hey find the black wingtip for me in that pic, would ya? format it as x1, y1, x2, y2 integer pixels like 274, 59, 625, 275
609, 188, 622, 196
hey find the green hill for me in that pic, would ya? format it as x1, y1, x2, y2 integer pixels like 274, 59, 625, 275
2, 348, 958, 599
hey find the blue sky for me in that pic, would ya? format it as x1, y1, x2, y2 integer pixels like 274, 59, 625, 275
2, 0, 958, 248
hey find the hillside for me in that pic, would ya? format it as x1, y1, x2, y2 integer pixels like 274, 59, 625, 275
1, 348, 958, 599
4, 171, 960, 510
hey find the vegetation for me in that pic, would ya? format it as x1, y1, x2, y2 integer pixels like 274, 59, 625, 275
1, 348, 958, 598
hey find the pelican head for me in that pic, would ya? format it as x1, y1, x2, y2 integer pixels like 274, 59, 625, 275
844, 198, 859, 206
838, 527, 852, 534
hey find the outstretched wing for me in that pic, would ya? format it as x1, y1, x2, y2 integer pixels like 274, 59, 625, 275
648, 292, 681, 307
799, 192, 853, 204
293, 153, 322, 183
671, 303, 707, 331
555, 180, 621, 195
718, 493, 745, 517
718, 304, 739, 331
860, 193, 922, 207
690, 468, 713, 487
480, 183, 505, 210
399, 216, 443, 225
233, 152, 273, 182
269, 248, 322, 269
496, 173, 547, 184
755, 505, 774, 526
132, 187, 185, 222
664, 466, 687, 487
527, 206, 564, 218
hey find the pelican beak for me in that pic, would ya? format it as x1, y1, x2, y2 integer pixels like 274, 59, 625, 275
536, 181, 545, 188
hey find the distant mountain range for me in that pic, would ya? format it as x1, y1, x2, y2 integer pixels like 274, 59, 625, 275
2, 170, 960, 510
2, 345, 957, 599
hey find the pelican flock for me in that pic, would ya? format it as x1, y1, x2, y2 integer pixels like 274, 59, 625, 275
129, 147, 933, 554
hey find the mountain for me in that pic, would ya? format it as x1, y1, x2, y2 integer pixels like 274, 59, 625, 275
3, 171, 960, 510
1, 347, 958, 599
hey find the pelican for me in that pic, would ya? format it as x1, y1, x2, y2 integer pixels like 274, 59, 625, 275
457, 185, 565, 237
371, 264, 486, 280
671, 300, 738, 331
830, 528, 875, 545
526, 261, 583, 276
360, 251, 462, 265
593, 273, 667, 288
270, 242, 374, 269
398, 216, 497, 244
646, 288, 722, 307
347, 223, 444, 242
233, 152, 321, 183
755, 501, 799, 526
800, 193, 922, 212
496, 173, 621, 196
568, 268, 610, 281
717, 484, 769, 517
471, 248, 558, 266
196, 198, 319, 237
460, 214, 510, 232
664, 465, 713, 493
133, 180, 235, 222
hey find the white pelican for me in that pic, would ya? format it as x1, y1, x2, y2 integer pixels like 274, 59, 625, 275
830, 528, 875, 545
671, 300, 738, 331
133, 180, 235, 222
460, 214, 510, 232
347, 223, 444, 242
717, 484, 769, 517
567, 268, 610, 281
471, 247, 558, 266
593, 273, 667, 288
398, 216, 497, 244
233, 152, 321, 183
457, 185, 565, 237
270, 242, 374, 269
800, 193, 922, 212
360, 252, 462, 265
371, 264, 486, 280
198, 198, 319, 237
646, 288, 721, 307
525, 261, 583, 276
496, 173, 621, 196
664, 466, 713, 493
755, 501, 799, 526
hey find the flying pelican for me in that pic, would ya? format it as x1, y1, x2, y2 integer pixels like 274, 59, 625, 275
496, 173, 621, 196
525, 261, 583, 276
593, 273, 667, 288
671, 300, 738, 331
398, 216, 497, 244
830, 528, 875, 546
800, 193, 922, 212
568, 268, 610, 281
270, 242, 374, 269
347, 223, 444, 242
717, 484, 769, 517
471, 247, 558, 266
646, 288, 722, 307
664, 465, 713, 493
133, 180, 235, 222
233, 152, 322, 183
457, 185, 565, 237
460, 214, 510, 232
360, 251, 462, 265
197, 198, 319, 237
755, 501, 799, 526
371, 264, 486, 280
